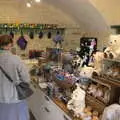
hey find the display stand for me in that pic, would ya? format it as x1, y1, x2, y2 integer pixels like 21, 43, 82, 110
90, 58, 120, 113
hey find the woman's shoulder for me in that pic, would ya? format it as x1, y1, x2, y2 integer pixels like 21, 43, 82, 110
9, 54, 23, 64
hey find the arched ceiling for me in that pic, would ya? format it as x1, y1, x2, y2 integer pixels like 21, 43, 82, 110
0, 0, 77, 26
0, 0, 110, 33
90, 0, 120, 25
43, 0, 110, 33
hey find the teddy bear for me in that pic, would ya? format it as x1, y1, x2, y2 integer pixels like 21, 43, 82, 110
92, 52, 104, 76
87, 84, 97, 96
104, 35, 120, 59
67, 83, 86, 117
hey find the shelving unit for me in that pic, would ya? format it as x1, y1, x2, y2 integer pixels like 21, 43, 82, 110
88, 58, 120, 113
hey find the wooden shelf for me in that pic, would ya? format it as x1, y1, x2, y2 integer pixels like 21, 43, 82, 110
103, 58, 120, 63
86, 94, 106, 114
91, 77, 111, 89
93, 75, 120, 87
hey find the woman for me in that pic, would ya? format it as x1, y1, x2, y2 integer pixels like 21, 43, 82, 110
0, 35, 30, 120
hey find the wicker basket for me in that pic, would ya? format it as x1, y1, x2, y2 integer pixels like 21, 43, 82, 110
53, 74, 74, 89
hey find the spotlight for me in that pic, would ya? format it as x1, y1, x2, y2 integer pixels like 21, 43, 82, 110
35, 0, 41, 3
26, 2, 31, 7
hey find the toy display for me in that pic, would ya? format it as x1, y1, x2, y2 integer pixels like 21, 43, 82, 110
87, 83, 110, 104
17, 35, 28, 50
77, 51, 104, 78
104, 35, 120, 59
92, 51, 104, 76
103, 64, 120, 79
87, 84, 97, 96
79, 66, 94, 78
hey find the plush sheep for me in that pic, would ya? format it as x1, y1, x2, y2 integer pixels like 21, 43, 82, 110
104, 35, 120, 59
67, 84, 86, 117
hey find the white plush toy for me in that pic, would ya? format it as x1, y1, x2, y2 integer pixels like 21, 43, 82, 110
67, 83, 86, 117
104, 35, 120, 59
79, 66, 94, 78
72, 55, 82, 68
93, 51, 104, 75
78, 51, 104, 78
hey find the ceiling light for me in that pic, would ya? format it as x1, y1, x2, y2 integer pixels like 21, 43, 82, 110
26, 2, 31, 7
35, 0, 41, 3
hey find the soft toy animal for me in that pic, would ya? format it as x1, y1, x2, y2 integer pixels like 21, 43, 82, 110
78, 51, 104, 78
93, 52, 104, 75
87, 84, 97, 96
79, 66, 94, 78
104, 35, 120, 59
67, 83, 86, 117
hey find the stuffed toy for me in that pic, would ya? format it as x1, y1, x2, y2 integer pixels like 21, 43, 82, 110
103, 87, 110, 103
104, 35, 120, 59
79, 66, 94, 78
92, 52, 104, 76
87, 84, 97, 96
78, 51, 104, 78
92, 111, 99, 120
81, 106, 92, 120
72, 55, 82, 69
67, 83, 86, 117
94, 85, 104, 99
106, 65, 120, 78
17, 35, 28, 50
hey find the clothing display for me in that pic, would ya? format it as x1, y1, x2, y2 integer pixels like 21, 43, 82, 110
29, 31, 34, 39
17, 36, 28, 50
47, 31, 52, 39
9, 31, 14, 39
39, 31, 43, 39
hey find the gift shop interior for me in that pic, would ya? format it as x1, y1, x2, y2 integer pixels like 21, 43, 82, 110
0, 0, 120, 120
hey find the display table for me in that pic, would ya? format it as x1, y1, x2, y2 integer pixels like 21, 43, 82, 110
27, 82, 72, 120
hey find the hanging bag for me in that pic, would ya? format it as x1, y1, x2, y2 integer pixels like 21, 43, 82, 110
0, 65, 33, 100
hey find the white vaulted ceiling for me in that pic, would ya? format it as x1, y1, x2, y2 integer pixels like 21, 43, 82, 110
0, 0, 110, 33
0, 0, 77, 25
90, 0, 120, 25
